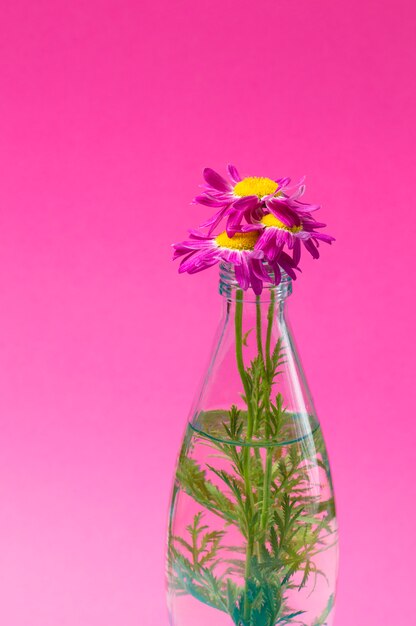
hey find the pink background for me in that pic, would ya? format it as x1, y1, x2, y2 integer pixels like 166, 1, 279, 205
0, 1, 415, 624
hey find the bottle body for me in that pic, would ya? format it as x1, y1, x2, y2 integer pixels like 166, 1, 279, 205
167, 266, 338, 626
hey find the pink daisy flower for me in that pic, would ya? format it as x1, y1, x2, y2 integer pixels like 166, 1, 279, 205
195, 164, 297, 236
253, 210, 335, 265
172, 230, 297, 295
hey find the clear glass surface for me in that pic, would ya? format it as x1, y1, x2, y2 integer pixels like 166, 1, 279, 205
167, 264, 338, 626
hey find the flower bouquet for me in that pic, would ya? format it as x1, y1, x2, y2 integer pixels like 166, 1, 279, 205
167, 165, 338, 626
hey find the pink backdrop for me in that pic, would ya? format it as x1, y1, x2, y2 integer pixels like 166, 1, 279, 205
0, 1, 415, 624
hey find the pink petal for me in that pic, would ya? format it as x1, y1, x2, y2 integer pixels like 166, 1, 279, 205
203, 167, 231, 192
227, 164, 242, 183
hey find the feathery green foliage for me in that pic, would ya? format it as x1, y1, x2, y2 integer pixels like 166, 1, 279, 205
168, 293, 337, 625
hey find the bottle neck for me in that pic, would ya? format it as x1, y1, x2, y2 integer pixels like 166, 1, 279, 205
218, 262, 293, 304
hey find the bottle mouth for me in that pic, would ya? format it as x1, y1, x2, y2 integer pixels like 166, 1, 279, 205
219, 261, 292, 301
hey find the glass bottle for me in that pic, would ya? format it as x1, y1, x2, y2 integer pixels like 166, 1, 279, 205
167, 262, 338, 626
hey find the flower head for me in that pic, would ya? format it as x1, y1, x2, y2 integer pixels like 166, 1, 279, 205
195, 164, 294, 237
173, 230, 297, 295
253, 209, 335, 264
173, 163, 333, 291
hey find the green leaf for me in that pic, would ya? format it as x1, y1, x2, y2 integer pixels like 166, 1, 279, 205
242, 328, 253, 347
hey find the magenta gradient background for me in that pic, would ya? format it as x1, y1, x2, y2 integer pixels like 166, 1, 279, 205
0, 1, 415, 624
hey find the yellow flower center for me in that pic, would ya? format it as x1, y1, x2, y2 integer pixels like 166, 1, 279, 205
215, 230, 259, 250
261, 213, 302, 233
233, 176, 279, 198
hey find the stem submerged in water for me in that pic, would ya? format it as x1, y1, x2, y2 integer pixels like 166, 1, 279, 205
235, 290, 255, 621
260, 292, 276, 532
236, 290, 278, 617
235, 290, 253, 438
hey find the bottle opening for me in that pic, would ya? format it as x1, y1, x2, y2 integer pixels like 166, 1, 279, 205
218, 261, 292, 301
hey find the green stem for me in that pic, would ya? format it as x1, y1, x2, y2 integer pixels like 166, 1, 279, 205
243, 534, 254, 622
260, 293, 276, 533
256, 295, 264, 363
235, 290, 255, 622
260, 447, 273, 531
253, 295, 264, 441
235, 290, 254, 439
265, 290, 275, 378
192, 536, 199, 571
